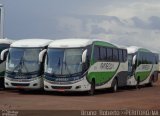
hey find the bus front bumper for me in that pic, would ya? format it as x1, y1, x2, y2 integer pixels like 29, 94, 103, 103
44, 78, 90, 92
5, 77, 43, 90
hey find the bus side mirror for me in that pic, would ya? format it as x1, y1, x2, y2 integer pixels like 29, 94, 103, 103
82, 49, 87, 63
39, 49, 47, 63
1, 48, 9, 61
132, 55, 136, 65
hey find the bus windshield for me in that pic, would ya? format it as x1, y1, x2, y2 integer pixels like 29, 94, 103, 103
6, 48, 41, 73
45, 48, 83, 75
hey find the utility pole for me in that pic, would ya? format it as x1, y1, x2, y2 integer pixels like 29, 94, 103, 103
0, 4, 4, 39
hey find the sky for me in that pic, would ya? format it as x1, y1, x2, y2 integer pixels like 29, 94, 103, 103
0, 0, 160, 52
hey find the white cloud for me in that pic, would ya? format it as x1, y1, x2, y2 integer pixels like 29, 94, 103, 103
1, 0, 160, 53
58, 15, 160, 52
102, 2, 160, 19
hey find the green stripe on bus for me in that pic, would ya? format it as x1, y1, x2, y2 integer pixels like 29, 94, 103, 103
93, 41, 117, 48
88, 71, 115, 85
138, 48, 151, 52
135, 71, 150, 82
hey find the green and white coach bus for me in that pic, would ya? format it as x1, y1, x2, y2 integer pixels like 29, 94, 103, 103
43, 39, 128, 95
127, 46, 159, 87
0, 39, 12, 88
1, 39, 52, 90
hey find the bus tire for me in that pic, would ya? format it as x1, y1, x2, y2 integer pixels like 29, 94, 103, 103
111, 79, 118, 92
136, 76, 140, 89
0, 78, 4, 89
88, 79, 95, 96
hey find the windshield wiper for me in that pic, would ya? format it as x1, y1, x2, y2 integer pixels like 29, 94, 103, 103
13, 56, 29, 73
22, 59, 29, 73
57, 57, 61, 67
13, 57, 23, 72
63, 61, 71, 76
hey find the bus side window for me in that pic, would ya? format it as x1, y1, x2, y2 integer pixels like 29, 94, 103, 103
144, 52, 148, 64
155, 54, 159, 64
93, 46, 100, 62
122, 50, 127, 62
141, 52, 145, 64
106, 48, 112, 61
146, 53, 150, 64
86, 45, 92, 67
118, 49, 123, 62
100, 47, 106, 61
137, 52, 142, 66
113, 49, 118, 61
148, 53, 152, 64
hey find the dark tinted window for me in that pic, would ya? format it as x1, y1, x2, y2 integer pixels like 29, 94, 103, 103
86, 45, 92, 60
155, 54, 159, 64
93, 46, 100, 62
107, 48, 112, 61
119, 49, 123, 62
139, 52, 157, 64
146, 53, 151, 64
113, 49, 118, 61
137, 52, 143, 66
100, 47, 106, 60
150, 53, 156, 64
86, 45, 92, 67
123, 50, 127, 62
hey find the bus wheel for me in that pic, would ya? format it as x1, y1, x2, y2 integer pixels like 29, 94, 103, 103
89, 79, 95, 96
136, 76, 140, 89
0, 78, 4, 89
111, 79, 118, 92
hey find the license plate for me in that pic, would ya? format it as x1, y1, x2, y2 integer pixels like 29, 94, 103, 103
56, 89, 65, 92
16, 86, 23, 89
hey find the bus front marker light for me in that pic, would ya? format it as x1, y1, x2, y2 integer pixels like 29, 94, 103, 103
33, 83, 38, 86
75, 85, 81, 89
45, 85, 48, 88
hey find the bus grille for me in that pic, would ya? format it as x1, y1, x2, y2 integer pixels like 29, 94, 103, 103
51, 86, 72, 89
11, 83, 30, 86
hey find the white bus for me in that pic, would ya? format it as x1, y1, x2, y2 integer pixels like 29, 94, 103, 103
0, 39, 12, 88
127, 46, 159, 87
43, 39, 128, 95
1, 39, 52, 90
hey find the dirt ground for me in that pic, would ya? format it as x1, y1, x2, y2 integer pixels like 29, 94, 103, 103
0, 77, 160, 115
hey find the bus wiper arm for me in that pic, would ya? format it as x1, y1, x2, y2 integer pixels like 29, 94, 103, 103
64, 61, 71, 76
13, 56, 29, 73
13, 57, 23, 72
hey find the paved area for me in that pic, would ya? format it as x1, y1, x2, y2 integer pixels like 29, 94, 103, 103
0, 78, 160, 111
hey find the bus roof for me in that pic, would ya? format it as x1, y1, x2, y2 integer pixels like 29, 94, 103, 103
11, 39, 53, 48
127, 46, 151, 54
0, 39, 13, 44
48, 38, 117, 48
